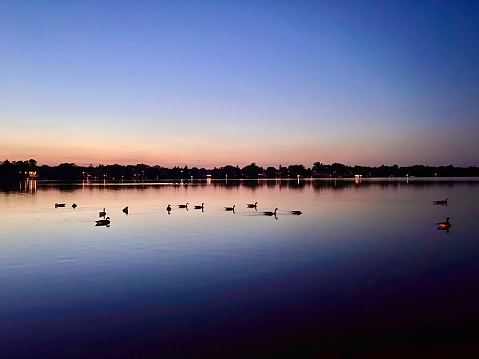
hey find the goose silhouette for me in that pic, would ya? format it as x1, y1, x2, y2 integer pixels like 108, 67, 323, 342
194, 203, 204, 209
55, 203, 66, 208
437, 217, 451, 230
225, 205, 235, 211
291, 210, 302, 215
433, 198, 448, 205
99, 208, 106, 217
122, 206, 129, 214
247, 202, 258, 208
264, 208, 278, 216
95, 217, 111, 226
166, 204, 172, 212
178, 203, 189, 208
72, 203, 77, 209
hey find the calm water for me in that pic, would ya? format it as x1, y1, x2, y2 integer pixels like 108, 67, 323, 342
1, 178, 478, 358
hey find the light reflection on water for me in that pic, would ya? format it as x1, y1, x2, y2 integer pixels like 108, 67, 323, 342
0, 179, 478, 357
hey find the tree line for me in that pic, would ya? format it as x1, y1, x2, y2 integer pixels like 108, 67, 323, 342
1, 159, 478, 181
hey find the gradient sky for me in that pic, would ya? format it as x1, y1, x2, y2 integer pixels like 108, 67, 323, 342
1, 0, 478, 168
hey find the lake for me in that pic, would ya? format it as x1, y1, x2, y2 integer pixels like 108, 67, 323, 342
1, 178, 478, 358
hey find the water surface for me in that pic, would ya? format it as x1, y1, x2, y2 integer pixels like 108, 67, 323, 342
1, 179, 478, 357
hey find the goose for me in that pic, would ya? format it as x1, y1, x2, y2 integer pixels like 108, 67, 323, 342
225, 205, 235, 211
55, 203, 66, 208
166, 204, 172, 212
122, 206, 129, 214
247, 202, 258, 208
194, 203, 204, 209
178, 203, 189, 208
437, 217, 451, 230
264, 208, 278, 216
95, 217, 111, 226
433, 198, 448, 205
72, 203, 77, 209
291, 210, 302, 215
99, 208, 106, 217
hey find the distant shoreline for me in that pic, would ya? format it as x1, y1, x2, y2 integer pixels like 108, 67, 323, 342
1, 159, 479, 181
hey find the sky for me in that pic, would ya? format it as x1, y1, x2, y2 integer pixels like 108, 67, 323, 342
1, 0, 478, 168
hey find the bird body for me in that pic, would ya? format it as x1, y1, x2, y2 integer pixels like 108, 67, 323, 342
55, 203, 66, 208
95, 217, 111, 226
122, 206, 129, 214
225, 205, 235, 211
433, 199, 448, 205
291, 210, 302, 215
99, 208, 106, 217
72, 203, 77, 209
264, 208, 278, 216
247, 202, 258, 208
178, 203, 189, 208
194, 203, 204, 209
437, 217, 451, 229
166, 204, 172, 212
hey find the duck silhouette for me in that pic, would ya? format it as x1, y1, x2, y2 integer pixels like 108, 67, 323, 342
247, 202, 258, 208
291, 210, 302, 215
55, 203, 66, 208
72, 203, 77, 209
194, 203, 204, 209
225, 205, 235, 212
99, 208, 106, 217
178, 203, 189, 208
122, 206, 129, 214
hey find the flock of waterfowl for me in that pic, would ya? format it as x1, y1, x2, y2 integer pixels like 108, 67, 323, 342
55, 198, 451, 230
53, 202, 302, 227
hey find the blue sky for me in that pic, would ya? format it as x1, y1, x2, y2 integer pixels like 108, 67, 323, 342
1, 0, 478, 168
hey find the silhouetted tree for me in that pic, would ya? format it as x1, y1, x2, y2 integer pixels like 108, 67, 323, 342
242, 163, 262, 179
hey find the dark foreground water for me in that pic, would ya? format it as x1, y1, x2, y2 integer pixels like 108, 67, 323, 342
1, 178, 478, 358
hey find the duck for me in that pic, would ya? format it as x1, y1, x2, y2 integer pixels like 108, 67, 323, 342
166, 204, 172, 212
194, 203, 204, 209
95, 217, 111, 226
72, 203, 77, 209
437, 217, 451, 230
55, 203, 66, 208
264, 208, 278, 216
225, 205, 235, 211
433, 198, 448, 205
99, 208, 106, 217
178, 203, 189, 208
291, 210, 302, 215
247, 202, 258, 208
122, 206, 129, 214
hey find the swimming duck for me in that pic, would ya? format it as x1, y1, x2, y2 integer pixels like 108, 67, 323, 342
291, 210, 302, 215
72, 203, 77, 209
99, 208, 106, 217
122, 206, 129, 214
95, 217, 111, 226
194, 203, 204, 209
247, 202, 258, 208
55, 203, 66, 208
225, 205, 235, 211
166, 204, 172, 212
178, 203, 189, 208
437, 217, 451, 229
